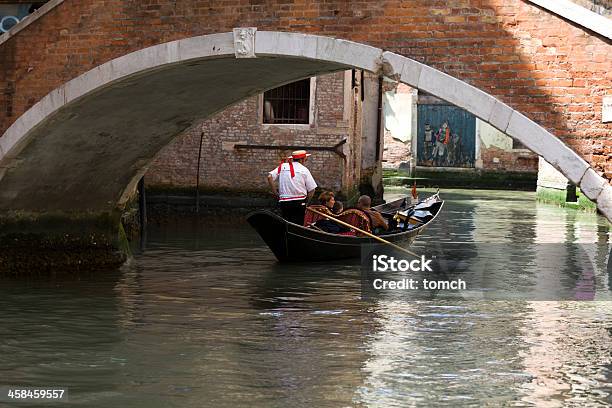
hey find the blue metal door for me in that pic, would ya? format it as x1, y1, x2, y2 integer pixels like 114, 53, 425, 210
417, 104, 476, 167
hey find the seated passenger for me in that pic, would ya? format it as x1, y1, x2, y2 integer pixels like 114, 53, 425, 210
356, 195, 389, 234
308, 191, 350, 234
319, 191, 336, 211
304, 191, 337, 224
332, 200, 344, 214
337, 207, 371, 235
304, 191, 334, 222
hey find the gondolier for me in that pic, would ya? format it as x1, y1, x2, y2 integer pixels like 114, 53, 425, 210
267, 150, 317, 225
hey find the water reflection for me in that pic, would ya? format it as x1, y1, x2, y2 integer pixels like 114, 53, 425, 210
0, 272, 125, 405
518, 301, 612, 407
359, 301, 534, 406
0, 189, 609, 407
362, 188, 611, 406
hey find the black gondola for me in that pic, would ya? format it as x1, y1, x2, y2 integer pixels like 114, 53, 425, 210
247, 192, 444, 262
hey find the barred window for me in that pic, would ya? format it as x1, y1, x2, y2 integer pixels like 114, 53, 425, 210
263, 79, 311, 124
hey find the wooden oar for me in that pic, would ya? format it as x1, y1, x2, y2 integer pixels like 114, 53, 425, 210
306, 207, 419, 258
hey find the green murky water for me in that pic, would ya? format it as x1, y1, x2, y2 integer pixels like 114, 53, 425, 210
1, 189, 611, 407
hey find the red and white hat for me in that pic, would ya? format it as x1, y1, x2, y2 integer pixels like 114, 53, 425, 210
289, 150, 311, 160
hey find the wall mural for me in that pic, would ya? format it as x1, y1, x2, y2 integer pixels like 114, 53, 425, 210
417, 104, 476, 168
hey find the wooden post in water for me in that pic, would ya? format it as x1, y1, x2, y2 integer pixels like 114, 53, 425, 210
138, 176, 147, 249
195, 131, 204, 214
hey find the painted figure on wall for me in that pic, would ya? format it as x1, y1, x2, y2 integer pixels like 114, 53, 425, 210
423, 123, 433, 160
431, 121, 450, 166
449, 131, 462, 165
417, 104, 476, 168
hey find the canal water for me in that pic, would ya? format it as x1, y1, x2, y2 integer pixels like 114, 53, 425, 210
1, 189, 611, 407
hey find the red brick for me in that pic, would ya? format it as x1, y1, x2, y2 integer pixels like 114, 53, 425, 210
0, 0, 609, 180
145, 72, 351, 194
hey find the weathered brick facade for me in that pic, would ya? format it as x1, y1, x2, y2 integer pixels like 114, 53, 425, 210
383, 133, 411, 168
479, 146, 537, 172
384, 131, 538, 173
0, 0, 610, 180
145, 71, 355, 195
381, 83, 538, 173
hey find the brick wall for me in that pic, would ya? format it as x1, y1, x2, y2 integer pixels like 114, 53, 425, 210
383, 133, 412, 168
382, 85, 539, 173
1, 0, 610, 181
145, 72, 351, 195
479, 146, 538, 172
382, 83, 413, 169
383, 127, 538, 172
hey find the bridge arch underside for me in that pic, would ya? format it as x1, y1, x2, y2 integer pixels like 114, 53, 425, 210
0, 56, 348, 214
0, 32, 609, 271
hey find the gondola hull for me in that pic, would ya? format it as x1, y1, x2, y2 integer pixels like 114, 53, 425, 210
247, 194, 443, 262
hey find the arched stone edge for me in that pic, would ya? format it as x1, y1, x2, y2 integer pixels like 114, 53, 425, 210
0, 32, 236, 165
0, 30, 609, 221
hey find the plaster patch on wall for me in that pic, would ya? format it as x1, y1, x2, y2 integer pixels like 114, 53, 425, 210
478, 120, 513, 150
383, 90, 413, 143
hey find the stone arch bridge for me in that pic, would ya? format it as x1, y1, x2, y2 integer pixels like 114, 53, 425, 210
0, 0, 610, 270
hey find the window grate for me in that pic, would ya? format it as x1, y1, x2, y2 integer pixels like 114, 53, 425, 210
263, 79, 310, 124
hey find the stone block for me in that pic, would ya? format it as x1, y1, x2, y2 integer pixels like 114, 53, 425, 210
507, 111, 546, 155
178, 33, 234, 61
107, 41, 181, 82
488, 100, 513, 132
507, 112, 588, 184
256, 31, 317, 59
377, 51, 424, 88
315, 36, 381, 72
579, 168, 607, 201
400, 59, 424, 89
547, 143, 589, 185
0, 116, 28, 160
381, 51, 404, 80
596, 184, 612, 223
64, 70, 96, 105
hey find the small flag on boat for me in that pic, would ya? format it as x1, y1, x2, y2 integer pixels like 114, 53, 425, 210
411, 181, 417, 199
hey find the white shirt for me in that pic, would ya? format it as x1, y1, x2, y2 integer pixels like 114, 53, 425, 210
268, 162, 317, 201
